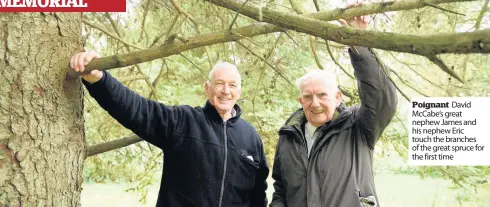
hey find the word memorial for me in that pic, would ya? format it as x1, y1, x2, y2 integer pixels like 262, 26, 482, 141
408, 98, 490, 166
0, 0, 126, 12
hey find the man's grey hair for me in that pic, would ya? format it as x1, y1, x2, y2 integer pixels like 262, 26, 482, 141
207, 61, 242, 88
295, 69, 339, 94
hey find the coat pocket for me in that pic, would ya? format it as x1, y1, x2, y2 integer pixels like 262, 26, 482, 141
233, 151, 259, 191
238, 151, 260, 169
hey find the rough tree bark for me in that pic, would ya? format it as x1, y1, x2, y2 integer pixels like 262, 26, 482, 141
0, 13, 85, 206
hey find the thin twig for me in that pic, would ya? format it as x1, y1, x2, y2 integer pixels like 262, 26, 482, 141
138, 0, 153, 42
427, 55, 464, 83
82, 19, 143, 50
325, 40, 355, 79
170, 0, 214, 68
313, 0, 320, 11
150, 14, 180, 48
149, 59, 166, 99
390, 68, 429, 97
283, 31, 299, 47
338, 86, 354, 99
229, 0, 250, 30
170, 0, 200, 30
309, 36, 324, 69
382, 13, 393, 22
251, 34, 284, 139
474, 0, 489, 30
228, 31, 262, 47
103, 14, 160, 99
179, 53, 217, 89
423, 0, 465, 15
235, 41, 293, 86
104, 13, 122, 36
386, 52, 448, 92
371, 49, 410, 102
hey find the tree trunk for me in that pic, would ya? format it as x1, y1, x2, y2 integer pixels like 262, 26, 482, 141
0, 13, 85, 206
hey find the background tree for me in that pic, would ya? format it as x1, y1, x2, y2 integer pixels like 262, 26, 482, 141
0, 0, 489, 205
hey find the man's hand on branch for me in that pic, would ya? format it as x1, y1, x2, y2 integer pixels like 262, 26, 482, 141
70, 51, 103, 83
338, 2, 369, 51
338, 2, 369, 30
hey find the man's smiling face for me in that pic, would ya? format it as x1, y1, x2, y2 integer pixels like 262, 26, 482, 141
205, 64, 241, 116
298, 79, 342, 127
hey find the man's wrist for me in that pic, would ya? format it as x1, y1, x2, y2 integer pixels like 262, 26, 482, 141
82, 71, 105, 86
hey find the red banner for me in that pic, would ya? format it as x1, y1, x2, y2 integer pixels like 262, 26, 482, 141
0, 0, 126, 12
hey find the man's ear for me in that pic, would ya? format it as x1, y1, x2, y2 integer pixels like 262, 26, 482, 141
236, 87, 242, 99
204, 82, 210, 95
298, 96, 304, 105
335, 91, 343, 106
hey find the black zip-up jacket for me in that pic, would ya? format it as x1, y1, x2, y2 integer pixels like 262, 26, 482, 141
82, 71, 269, 207
270, 47, 398, 207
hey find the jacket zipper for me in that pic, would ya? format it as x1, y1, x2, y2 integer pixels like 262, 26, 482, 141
290, 125, 309, 204
218, 121, 228, 207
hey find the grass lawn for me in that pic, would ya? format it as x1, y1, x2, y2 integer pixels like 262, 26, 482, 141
81, 173, 490, 207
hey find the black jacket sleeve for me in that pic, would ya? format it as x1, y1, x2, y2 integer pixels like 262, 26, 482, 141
82, 71, 183, 150
251, 136, 270, 207
269, 136, 286, 207
349, 47, 398, 149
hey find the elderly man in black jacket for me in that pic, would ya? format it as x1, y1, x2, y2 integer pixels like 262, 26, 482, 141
269, 5, 398, 207
69, 54, 269, 207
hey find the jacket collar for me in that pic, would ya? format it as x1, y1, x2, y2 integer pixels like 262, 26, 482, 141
203, 100, 242, 123
281, 102, 350, 134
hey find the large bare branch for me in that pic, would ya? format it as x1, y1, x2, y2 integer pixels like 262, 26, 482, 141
303, 0, 475, 21
205, 0, 489, 56
66, 23, 284, 76
66, 0, 480, 76
85, 135, 143, 158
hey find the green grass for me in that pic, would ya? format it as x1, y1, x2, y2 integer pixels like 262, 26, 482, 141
81, 173, 490, 207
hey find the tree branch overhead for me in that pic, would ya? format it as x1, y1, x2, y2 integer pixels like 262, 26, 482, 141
205, 0, 488, 56
68, 0, 485, 78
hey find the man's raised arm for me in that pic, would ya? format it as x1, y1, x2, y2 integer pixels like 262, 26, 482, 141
70, 51, 183, 150
349, 46, 398, 149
